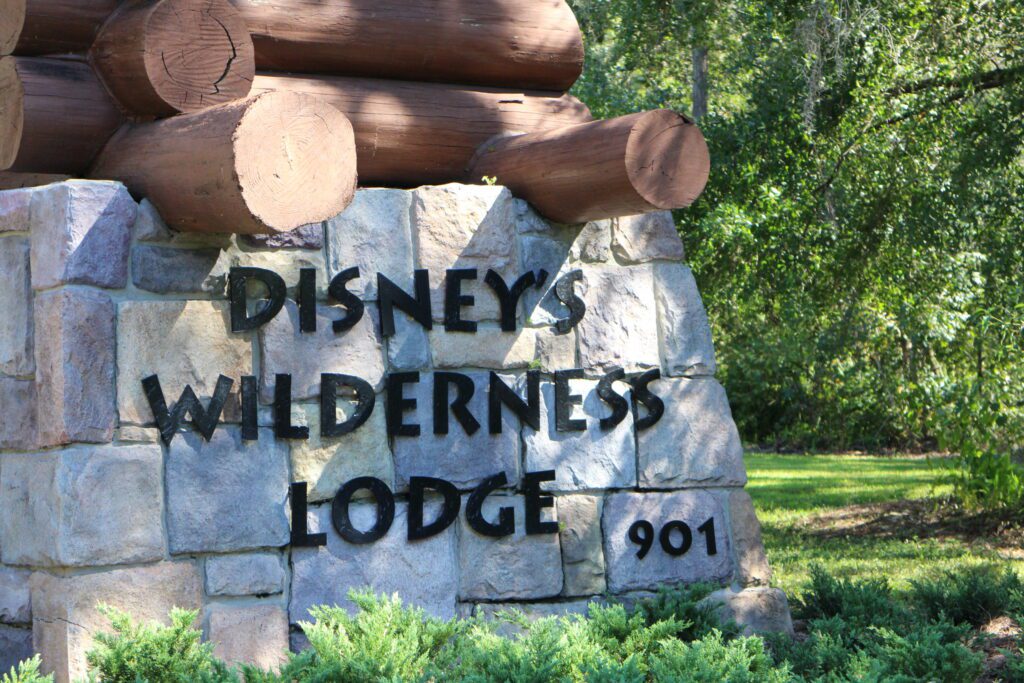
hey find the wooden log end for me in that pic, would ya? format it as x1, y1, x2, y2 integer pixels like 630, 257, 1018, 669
236, 91, 357, 233
0, 0, 25, 56
93, 0, 255, 116
0, 57, 24, 170
626, 110, 710, 210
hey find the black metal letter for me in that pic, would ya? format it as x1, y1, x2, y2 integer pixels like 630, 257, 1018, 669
631, 369, 665, 431
331, 477, 395, 544
274, 374, 309, 440
554, 369, 586, 432
523, 470, 558, 535
143, 374, 233, 445
321, 374, 375, 437
444, 268, 478, 333
407, 476, 461, 541
290, 482, 327, 547
597, 367, 630, 431
484, 269, 548, 331
229, 267, 287, 332
488, 371, 540, 433
378, 270, 432, 337
552, 270, 586, 334
433, 372, 480, 435
298, 268, 318, 333
328, 266, 365, 333
386, 372, 420, 436
466, 472, 515, 537
241, 375, 258, 441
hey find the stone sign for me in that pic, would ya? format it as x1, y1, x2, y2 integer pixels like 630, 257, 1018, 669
0, 181, 790, 680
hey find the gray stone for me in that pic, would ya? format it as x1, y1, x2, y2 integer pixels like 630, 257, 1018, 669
260, 301, 385, 402
0, 567, 31, 624
637, 378, 746, 489
429, 327, 574, 372
612, 212, 685, 263
458, 496, 563, 601
34, 288, 116, 447
653, 263, 717, 376
130, 245, 227, 294
117, 300, 252, 425
513, 198, 550, 234
387, 314, 431, 371
0, 237, 33, 376
577, 265, 660, 373
326, 189, 414, 300
729, 490, 772, 586
291, 502, 459, 621
205, 553, 286, 597
244, 222, 324, 250
0, 188, 32, 233
524, 378, 635, 491
602, 491, 733, 593
0, 377, 35, 451
224, 242, 328, 298
166, 429, 290, 554
132, 198, 173, 242
412, 185, 518, 323
570, 220, 612, 263
290, 629, 310, 653
289, 402, 394, 503
0, 625, 33, 674
699, 587, 794, 636
0, 445, 164, 567
206, 603, 289, 670
31, 562, 202, 683
392, 370, 520, 490
518, 234, 571, 327
30, 181, 135, 290
557, 495, 607, 596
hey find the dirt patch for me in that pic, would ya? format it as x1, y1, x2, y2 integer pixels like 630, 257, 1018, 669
976, 616, 1023, 682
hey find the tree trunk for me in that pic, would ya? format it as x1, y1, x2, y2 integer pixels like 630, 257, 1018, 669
692, 46, 709, 120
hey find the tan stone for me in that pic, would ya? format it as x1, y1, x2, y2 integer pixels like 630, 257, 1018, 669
206, 603, 289, 670
557, 495, 607, 596
612, 212, 685, 264
117, 300, 252, 425
31, 562, 202, 683
699, 587, 793, 636
729, 490, 772, 586
429, 326, 574, 371
577, 265, 660, 373
0, 188, 33, 233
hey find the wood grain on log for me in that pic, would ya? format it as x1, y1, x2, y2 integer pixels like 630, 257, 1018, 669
232, 0, 583, 91
467, 110, 711, 224
91, 0, 255, 116
16, 0, 118, 55
90, 91, 357, 234
1, 57, 123, 175
1, 0, 25, 56
252, 73, 592, 187
0, 171, 69, 189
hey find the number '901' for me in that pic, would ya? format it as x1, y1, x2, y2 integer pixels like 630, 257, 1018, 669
627, 518, 717, 559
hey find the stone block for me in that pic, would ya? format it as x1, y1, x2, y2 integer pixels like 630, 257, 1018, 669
205, 553, 286, 597
117, 300, 252, 425
30, 181, 135, 290
166, 429, 289, 554
612, 212, 685, 264
326, 189, 414, 300
0, 188, 32, 233
458, 496, 563, 601
0, 445, 164, 567
290, 402, 394, 503
0, 625, 33, 673
577, 265, 660, 373
569, 220, 612, 263
637, 378, 746, 489
260, 301, 384, 403
392, 371, 520, 490
729, 490, 771, 586
524, 378, 635, 491
130, 244, 228, 294
0, 237, 33, 376
699, 587, 794, 636
518, 234, 571, 327
31, 562, 202, 683
291, 502, 459, 621
557, 495, 607, 596
206, 603, 289, 670
132, 198, 173, 242
34, 288, 116, 446
602, 491, 733, 593
387, 314, 431, 371
653, 263, 716, 376
429, 327, 574, 372
0, 377, 36, 451
290, 629, 311, 653
513, 198, 550, 234
225, 242, 328, 298
0, 567, 31, 624
244, 222, 324, 250
412, 185, 518, 323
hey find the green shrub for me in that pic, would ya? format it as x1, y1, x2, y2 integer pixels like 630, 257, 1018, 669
648, 631, 793, 682
629, 582, 740, 641
797, 564, 909, 628
911, 564, 1024, 627
1, 658, 53, 683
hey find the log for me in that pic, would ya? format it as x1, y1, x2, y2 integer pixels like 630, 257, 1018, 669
252, 73, 592, 187
1, 0, 25, 55
90, 91, 357, 234
1, 57, 124, 175
466, 110, 711, 224
91, 0, 255, 116
0, 171, 69, 189
233, 0, 584, 91
15, 0, 118, 55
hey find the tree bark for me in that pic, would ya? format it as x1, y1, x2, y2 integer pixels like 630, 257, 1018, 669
692, 46, 709, 120
466, 110, 711, 224
90, 91, 358, 234
91, 0, 255, 116
252, 72, 592, 187
231, 0, 584, 91
1, 0, 25, 55
15, 0, 118, 55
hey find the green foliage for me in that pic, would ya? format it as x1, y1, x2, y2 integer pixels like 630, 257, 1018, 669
797, 564, 909, 628
910, 564, 1024, 627
1, 657, 53, 683
631, 581, 740, 641
648, 632, 792, 682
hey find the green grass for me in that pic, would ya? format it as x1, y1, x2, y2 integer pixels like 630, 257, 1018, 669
744, 453, 1021, 598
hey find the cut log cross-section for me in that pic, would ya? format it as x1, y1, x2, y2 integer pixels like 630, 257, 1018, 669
90, 91, 358, 234
91, 0, 255, 116
467, 110, 711, 224
252, 73, 592, 187
1, 0, 25, 56
232, 0, 584, 91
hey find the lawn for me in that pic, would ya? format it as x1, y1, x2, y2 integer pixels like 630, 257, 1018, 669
744, 452, 1023, 598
